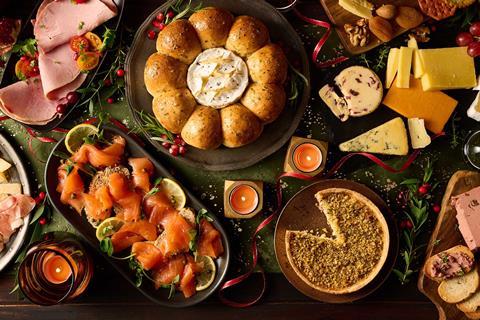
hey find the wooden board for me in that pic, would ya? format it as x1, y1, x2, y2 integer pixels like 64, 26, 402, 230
319, 0, 422, 55
418, 171, 480, 320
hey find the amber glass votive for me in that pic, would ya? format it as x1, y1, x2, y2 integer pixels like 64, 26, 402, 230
18, 232, 93, 306
224, 180, 263, 219
284, 136, 328, 177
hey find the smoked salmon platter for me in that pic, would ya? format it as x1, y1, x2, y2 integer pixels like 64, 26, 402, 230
0, 0, 124, 132
44, 126, 230, 307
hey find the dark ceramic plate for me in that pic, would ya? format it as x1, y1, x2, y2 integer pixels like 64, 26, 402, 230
44, 126, 230, 307
125, 0, 310, 171
0, 0, 125, 132
274, 179, 399, 303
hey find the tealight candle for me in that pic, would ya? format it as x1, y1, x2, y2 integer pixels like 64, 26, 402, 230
229, 184, 259, 215
293, 143, 323, 173
42, 252, 72, 284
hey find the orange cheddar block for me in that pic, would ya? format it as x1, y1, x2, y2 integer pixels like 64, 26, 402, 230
382, 76, 457, 134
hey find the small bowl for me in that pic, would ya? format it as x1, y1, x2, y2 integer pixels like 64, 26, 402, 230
464, 130, 480, 170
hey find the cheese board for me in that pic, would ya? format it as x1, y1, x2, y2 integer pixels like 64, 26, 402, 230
418, 171, 480, 320
319, 0, 426, 55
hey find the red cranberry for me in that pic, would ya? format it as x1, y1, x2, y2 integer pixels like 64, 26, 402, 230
103, 79, 112, 86
106, 97, 114, 104
418, 185, 428, 195
166, 10, 174, 19
66, 91, 80, 105
39, 217, 47, 225
162, 141, 171, 149
432, 204, 441, 213
56, 103, 67, 114
174, 137, 183, 146
179, 146, 187, 155
147, 30, 156, 40
156, 12, 165, 22
38, 191, 46, 201
405, 220, 413, 229
161, 134, 167, 140
116, 69, 125, 77
158, 23, 165, 31
169, 144, 179, 156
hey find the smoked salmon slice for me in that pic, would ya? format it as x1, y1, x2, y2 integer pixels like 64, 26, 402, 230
128, 158, 154, 193
82, 186, 113, 222
152, 254, 186, 289
107, 172, 142, 222
157, 213, 194, 257
197, 219, 224, 258
111, 232, 145, 253
111, 221, 157, 253
57, 164, 85, 213
179, 255, 202, 298
143, 193, 177, 227
108, 172, 130, 200
71, 136, 125, 168
132, 242, 164, 271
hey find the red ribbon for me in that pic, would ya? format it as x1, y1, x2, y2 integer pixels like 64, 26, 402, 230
218, 133, 445, 307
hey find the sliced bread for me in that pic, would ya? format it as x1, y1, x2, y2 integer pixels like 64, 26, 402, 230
458, 289, 480, 313
424, 245, 474, 282
438, 266, 479, 304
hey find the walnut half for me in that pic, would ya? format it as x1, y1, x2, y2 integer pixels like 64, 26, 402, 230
344, 19, 370, 48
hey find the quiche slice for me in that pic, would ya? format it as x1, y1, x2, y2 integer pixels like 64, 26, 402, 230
285, 188, 390, 294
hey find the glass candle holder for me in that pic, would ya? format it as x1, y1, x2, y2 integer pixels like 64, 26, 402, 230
18, 232, 93, 306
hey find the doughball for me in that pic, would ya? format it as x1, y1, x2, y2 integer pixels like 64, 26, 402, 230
189, 7, 234, 49
152, 88, 196, 134
181, 105, 223, 150
156, 19, 202, 64
225, 16, 269, 57
144, 53, 188, 96
241, 83, 286, 123
247, 43, 288, 84
220, 103, 263, 148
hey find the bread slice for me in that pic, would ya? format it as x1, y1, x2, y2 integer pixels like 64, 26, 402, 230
424, 245, 474, 282
438, 266, 479, 304
458, 289, 480, 313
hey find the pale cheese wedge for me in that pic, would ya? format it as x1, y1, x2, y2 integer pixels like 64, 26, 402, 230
339, 117, 409, 155
407, 118, 431, 149
467, 92, 480, 122
385, 48, 399, 89
0, 158, 12, 173
407, 37, 424, 79
0, 172, 8, 183
0, 183, 22, 195
396, 47, 413, 88
338, 0, 373, 19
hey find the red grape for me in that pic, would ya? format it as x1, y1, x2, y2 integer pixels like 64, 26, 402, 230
468, 41, 480, 57
470, 21, 480, 37
456, 32, 474, 46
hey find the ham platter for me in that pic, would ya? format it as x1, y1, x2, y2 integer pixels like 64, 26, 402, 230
0, 0, 124, 132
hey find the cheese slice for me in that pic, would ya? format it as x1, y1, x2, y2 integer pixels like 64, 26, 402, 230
396, 47, 413, 88
385, 48, 399, 89
0, 158, 11, 173
0, 172, 8, 183
467, 92, 480, 122
407, 37, 424, 79
339, 117, 409, 155
319, 84, 349, 122
383, 76, 457, 134
408, 118, 431, 149
0, 183, 22, 195
419, 47, 477, 91
338, 0, 373, 19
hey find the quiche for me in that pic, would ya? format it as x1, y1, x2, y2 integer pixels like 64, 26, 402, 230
285, 188, 390, 294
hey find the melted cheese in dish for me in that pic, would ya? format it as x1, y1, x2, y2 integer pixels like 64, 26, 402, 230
187, 48, 249, 108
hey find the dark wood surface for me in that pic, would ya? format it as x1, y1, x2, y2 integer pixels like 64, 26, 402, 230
0, 0, 437, 319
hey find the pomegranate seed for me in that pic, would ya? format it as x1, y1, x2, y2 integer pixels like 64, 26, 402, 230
418, 186, 428, 195
179, 145, 187, 155
156, 12, 165, 22
56, 103, 67, 114
166, 10, 174, 19
433, 204, 441, 213
162, 141, 171, 149
107, 97, 114, 104
147, 30, 156, 40
39, 217, 47, 225
116, 69, 125, 77
103, 79, 112, 86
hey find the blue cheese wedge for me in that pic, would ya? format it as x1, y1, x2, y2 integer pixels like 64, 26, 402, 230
334, 66, 383, 117
187, 48, 248, 108
319, 84, 349, 122
407, 118, 431, 149
339, 117, 409, 155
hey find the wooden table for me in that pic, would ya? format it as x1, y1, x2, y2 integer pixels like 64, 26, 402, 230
0, 0, 438, 318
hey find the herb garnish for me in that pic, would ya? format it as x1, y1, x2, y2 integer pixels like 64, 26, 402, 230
11, 38, 37, 57
195, 208, 213, 225
132, 110, 174, 143
145, 177, 164, 198
160, 274, 180, 299
78, 21, 85, 30
100, 237, 114, 256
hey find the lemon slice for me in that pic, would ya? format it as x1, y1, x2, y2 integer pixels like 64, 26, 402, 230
195, 255, 216, 291
65, 124, 99, 154
95, 217, 125, 240
160, 178, 186, 210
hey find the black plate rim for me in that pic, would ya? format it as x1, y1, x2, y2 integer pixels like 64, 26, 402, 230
44, 125, 231, 307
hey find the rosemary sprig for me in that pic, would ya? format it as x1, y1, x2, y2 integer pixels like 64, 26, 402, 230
169, 0, 203, 22
287, 61, 309, 107
132, 110, 174, 142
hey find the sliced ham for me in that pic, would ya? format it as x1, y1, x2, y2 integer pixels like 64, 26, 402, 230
0, 195, 35, 252
0, 77, 59, 125
34, 0, 117, 53
38, 43, 86, 99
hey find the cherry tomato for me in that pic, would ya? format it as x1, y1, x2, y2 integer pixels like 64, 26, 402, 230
470, 21, 480, 37
467, 41, 480, 58
456, 32, 474, 47
84, 32, 102, 51
70, 36, 90, 53
76, 52, 99, 71
15, 58, 36, 80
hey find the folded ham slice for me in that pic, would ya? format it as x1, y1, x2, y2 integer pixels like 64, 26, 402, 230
0, 195, 35, 252
0, 77, 59, 125
38, 43, 87, 99
34, 0, 117, 53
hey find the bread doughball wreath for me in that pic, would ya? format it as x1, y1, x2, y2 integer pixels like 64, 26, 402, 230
145, 7, 289, 150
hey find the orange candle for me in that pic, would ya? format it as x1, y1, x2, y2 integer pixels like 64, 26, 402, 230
42, 253, 72, 284
229, 185, 259, 215
293, 143, 323, 173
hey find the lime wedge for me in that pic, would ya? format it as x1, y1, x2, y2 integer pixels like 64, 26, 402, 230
65, 124, 99, 154
195, 255, 216, 291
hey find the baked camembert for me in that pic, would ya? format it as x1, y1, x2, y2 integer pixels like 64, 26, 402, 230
285, 188, 390, 294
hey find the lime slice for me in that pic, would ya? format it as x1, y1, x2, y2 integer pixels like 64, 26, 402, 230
195, 255, 216, 291
160, 178, 186, 210
95, 217, 125, 240
65, 124, 99, 154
